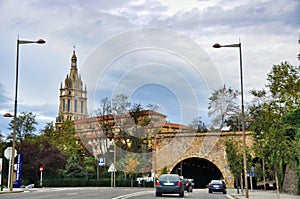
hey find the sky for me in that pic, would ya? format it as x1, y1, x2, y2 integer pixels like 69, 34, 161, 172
0, 0, 299, 136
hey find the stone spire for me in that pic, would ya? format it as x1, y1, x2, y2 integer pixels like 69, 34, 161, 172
70, 46, 78, 81
56, 48, 88, 127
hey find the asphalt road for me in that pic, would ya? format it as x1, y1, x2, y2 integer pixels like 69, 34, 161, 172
0, 187, 231, 199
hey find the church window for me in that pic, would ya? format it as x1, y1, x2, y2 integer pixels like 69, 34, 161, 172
67, 99, 70, 112
81, 101, 84, 113
74, 99, 78, 112
63, 99, 65, 111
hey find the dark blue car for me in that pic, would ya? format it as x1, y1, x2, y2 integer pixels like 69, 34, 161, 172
156, 174, 184, 197
208, 180, 227, 194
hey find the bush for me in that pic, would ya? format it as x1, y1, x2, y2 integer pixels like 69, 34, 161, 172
42, 177, 154, 187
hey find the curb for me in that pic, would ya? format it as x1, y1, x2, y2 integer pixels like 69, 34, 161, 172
0, 190, 24, 194
227, 194, 239, 199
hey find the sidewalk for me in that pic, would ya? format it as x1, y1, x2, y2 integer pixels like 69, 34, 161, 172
228, 189, 300, 199
0, 188, 33, 194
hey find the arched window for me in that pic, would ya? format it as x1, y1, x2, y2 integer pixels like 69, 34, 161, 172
81, 101, 84, 113
63, 99, 65, 111
67, 99, 70, 112
74, 99, 78, 112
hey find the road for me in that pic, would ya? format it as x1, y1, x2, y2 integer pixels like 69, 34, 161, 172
0, 187, 231, 199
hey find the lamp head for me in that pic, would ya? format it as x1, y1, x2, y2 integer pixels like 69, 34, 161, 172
212, 43, 221, 48
3, 113, 13, 117
37, 39, 46, 44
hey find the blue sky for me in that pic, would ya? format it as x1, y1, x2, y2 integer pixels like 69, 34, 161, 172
0, 0, 299, 136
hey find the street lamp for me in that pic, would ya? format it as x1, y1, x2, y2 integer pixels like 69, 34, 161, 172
9, 37, 45, 191
213, 41, 249, 198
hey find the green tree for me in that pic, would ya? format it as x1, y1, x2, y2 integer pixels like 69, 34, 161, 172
55, 121, 85, 159
208, 85, 240, 129
224, 138, 244, 179
63, 154, 86, 178
224, 138, 251, 191
249, 62, 300, 193
281, 108, 300, 194
266, 61, 300, 112
83, 156, 96, 179
8, 111, 38, 144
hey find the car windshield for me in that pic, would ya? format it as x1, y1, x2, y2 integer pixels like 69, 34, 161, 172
160, 175, 179, 181
210, 180, 223, 184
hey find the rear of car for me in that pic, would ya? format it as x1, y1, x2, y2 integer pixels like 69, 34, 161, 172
208, 180, 227, 194
156, 174, 184, 197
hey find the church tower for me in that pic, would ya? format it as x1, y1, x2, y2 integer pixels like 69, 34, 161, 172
56, 49, 88, 127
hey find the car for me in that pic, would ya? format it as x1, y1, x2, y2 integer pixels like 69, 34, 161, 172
156, 174, 184, 197
208, 180, 227, 194
182, 178, 193, 192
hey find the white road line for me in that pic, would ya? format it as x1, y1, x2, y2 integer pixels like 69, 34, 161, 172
112, 190, 154, 199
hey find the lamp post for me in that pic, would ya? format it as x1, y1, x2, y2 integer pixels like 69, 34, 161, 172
213, 41, 249, 198
9, 37, 45, 191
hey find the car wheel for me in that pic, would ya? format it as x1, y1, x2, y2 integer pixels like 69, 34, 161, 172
208, 189, 212, 193
179, 192, 184, 197
223, 191, 227, 194
155, 192, 161, 197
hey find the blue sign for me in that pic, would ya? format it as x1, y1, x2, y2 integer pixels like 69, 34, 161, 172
13, 154, 23, 188
98, 158, 105, 166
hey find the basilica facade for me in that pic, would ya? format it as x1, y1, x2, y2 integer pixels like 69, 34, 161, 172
56, 50, 88, 127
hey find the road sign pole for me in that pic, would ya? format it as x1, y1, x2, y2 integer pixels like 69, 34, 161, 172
111, 172, 113, 188
250, 176, 253, 191
39, 167, 43, 187
40, 171, 43, 187
4, 147, 17, 190
97, 164, 99, 180
7, 157, 11, 190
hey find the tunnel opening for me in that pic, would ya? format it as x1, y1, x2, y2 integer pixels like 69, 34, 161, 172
171, 157, 223, 188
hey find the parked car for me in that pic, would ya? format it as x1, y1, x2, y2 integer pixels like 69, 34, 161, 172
208, 180, 227, 194
182, 178, 193, 192
156, 174, 184, 197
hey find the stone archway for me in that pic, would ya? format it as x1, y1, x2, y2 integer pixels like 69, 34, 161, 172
170, 157, 224, 188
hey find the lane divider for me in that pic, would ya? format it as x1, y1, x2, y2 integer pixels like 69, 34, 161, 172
112, 190, 154, 199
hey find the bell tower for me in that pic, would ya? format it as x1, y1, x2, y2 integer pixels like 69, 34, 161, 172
56, 48, 88, 127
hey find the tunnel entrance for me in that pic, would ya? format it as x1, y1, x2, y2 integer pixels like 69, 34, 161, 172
171, 157, 223, 188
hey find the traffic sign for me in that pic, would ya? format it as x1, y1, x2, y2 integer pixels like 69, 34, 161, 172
98, 158, 105, 166
108, 163, 116, 172
4, 147, 17, 160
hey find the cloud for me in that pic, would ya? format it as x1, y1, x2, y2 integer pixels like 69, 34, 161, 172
0, 0, 299, 134
0, 82, 11, 109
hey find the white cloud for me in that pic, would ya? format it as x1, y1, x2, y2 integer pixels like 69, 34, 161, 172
0, 0, 299, 134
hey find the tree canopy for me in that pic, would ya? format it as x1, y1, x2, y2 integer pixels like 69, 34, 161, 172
248, 62, 300, 192
208, 84, 240, 129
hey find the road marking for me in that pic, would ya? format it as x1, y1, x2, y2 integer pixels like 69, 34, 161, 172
113, 190, 154, 199
67, 192, 79, 196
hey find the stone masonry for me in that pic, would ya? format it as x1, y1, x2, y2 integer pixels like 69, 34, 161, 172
154, 131, 253, 187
